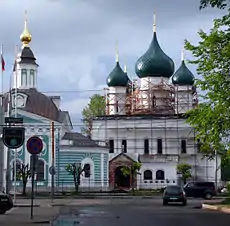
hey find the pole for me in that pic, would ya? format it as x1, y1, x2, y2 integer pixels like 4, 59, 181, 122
5, 62, 13, 194
51, 121, 55, 202
30, 154, 35, 220
215, 149, 218, 187
0, 44, 3, 192
13, 45, 18, 204
1, 44, 4, 101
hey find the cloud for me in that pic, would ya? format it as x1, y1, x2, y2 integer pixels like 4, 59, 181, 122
0, 0, 225, 130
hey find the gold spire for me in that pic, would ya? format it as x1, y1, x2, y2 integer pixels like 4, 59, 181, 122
20, 10, 32, 46
181, 48, 185, 61
115, 40, 119, 62
153, 11, 156, 32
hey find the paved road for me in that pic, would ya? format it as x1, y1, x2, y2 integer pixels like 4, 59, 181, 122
52, 199, 230, 226
1, 198, 230, 225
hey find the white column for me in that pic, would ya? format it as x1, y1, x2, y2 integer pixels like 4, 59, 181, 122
101, 153, 104, 187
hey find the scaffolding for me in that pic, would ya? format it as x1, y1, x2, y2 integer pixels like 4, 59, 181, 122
91, 78, 218, 185
105, 78, 198, 116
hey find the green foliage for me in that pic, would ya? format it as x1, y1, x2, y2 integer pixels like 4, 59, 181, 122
177, 163, 192, 184
121, 162, 142, 191
81, 94, 106, 136
199, 0, 229, 9
66, 163, 85, 193
121, 162, 142, 177
16, 163, 31, 196
227, 183, 230, 193
184, 8, 230, 160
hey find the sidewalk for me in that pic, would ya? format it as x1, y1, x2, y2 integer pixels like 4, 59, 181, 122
202, 204, 230, 213
13, 198, 73, 207
0, 206, 59, 225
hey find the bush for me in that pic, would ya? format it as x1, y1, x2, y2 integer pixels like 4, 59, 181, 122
227, 184, 230, 193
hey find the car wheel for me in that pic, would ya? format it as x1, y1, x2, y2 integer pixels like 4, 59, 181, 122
182, 200, 187, 206
0, 209, 6, 214
163, 200, 168, 206
204, 193, 212, 200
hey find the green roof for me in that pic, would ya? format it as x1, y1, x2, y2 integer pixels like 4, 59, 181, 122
172, 60, 194, 85
135, 32, 175, 78
106, 62, 129, 87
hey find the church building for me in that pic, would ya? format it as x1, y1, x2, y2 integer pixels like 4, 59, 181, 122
91, 14, 221, 190
2, 14, 109, 192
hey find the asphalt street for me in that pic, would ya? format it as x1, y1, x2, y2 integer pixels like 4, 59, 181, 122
1, 198, 230, 225
51, 199, 230, 226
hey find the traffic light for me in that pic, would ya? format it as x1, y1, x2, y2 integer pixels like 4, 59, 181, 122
2, 127, 25, 149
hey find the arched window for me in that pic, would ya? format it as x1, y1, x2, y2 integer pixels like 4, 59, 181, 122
143, 170, 152, 180
30, 69, 35, 86
12, 160, 22, 181
36, 159, 45, 181
156, 170, 165, 180
84, 164, 91, 178
21, 69, 27, 86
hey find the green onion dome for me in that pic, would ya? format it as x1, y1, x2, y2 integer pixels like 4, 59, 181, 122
106, 62, 129, 87
172, 60, 194, 85
135, 32, 175, 78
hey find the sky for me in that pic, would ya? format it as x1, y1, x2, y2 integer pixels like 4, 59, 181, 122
0, 0, 226, 130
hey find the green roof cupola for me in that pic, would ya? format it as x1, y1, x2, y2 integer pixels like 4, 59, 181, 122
135, 12, 175, 78
172, 50, 195, 85
106, 41, 129, 87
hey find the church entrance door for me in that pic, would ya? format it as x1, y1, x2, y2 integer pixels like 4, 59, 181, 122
114, 166, 130, 189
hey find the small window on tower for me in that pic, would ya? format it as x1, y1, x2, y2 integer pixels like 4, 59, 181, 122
21, 69, 27, 86
116, 101, 119, 113
30, 69, 35, 86
121, 139, 127, 153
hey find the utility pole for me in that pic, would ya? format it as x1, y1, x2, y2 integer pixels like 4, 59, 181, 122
51, 121, 55, 203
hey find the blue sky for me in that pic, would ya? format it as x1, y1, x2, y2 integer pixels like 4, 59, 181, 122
0, 0, 225, 130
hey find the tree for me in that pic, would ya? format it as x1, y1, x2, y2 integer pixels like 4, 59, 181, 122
66, 163, 88, 193
16, 163, 31, 196
177, 163, 192, 185
199, 0, 229, 9
184, 2, 230, 160
121, 162, 142, 192
81, 94, 106, 137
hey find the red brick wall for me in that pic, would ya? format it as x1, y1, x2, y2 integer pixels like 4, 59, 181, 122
109, 155, 134, 189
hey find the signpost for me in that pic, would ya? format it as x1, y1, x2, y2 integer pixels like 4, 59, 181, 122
2, 127, 25, 149
26, 136, 43, 220
3, 117, 24, 203
5, 117, 23, 124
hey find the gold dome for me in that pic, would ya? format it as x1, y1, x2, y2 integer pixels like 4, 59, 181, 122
20, 11, 32, 46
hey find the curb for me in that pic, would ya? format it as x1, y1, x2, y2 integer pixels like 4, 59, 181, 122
14, 204, 40, 207
202, 204, 230, 213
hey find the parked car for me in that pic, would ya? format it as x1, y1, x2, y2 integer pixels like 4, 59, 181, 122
183, 181, 217, 199
0, 192, 13, 214
163, 185, 187, 206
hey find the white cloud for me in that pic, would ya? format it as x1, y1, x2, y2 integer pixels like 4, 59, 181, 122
61, 97, 89, 116
0, 0, 225, 131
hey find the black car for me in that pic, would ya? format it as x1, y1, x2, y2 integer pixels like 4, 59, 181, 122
183, 182, 217, 199
163, 185, 187, 206
0, 192, 13, 214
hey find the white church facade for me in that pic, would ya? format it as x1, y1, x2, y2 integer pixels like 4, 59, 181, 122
91, 16, 221, 190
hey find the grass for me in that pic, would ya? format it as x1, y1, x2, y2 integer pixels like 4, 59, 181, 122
221, 197, 230, 205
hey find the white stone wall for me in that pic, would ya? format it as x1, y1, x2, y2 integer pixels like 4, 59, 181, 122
107, 87, 127, 115
174, 85, 195, 114
91, 116, 221, 188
